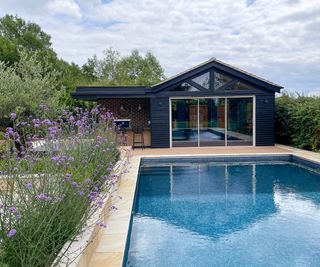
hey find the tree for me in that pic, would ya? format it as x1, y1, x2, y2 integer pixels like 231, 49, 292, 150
82, 48, 165, 86
0, 14, 56, 66
0, 50, 60, 119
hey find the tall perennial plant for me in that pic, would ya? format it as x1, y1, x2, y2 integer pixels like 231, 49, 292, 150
0, 106, 125, 267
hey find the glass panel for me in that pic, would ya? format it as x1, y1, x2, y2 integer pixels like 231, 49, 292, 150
214, 72, 232, 90
199, 98, 225, 146
171, 99, 198, 147
169, 82, 200, 92
227, 98, 253, 146
234, 81, 255, 90
192, 72, 210, 89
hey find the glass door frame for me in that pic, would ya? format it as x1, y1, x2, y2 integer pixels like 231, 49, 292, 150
169, 95, 256, 148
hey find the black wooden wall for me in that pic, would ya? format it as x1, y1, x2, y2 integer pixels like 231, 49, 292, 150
150, 97, 170, 148
149, 92, 276, 148
255, 93, 275, 146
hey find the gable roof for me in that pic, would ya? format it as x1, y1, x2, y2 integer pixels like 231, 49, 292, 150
151, 57, 283, 93
71, 58, 283, 101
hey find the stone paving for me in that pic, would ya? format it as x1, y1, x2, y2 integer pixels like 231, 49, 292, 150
87, 145, 320, 267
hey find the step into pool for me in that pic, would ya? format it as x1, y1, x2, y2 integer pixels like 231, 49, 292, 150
124, 155, 320, 267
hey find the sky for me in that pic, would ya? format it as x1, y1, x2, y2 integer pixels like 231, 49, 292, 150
1, 0, 320, 94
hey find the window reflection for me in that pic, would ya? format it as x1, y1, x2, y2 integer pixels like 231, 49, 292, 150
171, 99, 198, 147
214, 72, 232, 90
192, 72, 210, 89
169, 82, 200, 92
227, 98, 253, 146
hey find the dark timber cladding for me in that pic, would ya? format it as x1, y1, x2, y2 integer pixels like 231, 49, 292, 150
150, 97, 170, 148
71, 57, 283, 148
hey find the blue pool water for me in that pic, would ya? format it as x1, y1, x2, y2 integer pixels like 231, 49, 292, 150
125, 159, 320, 267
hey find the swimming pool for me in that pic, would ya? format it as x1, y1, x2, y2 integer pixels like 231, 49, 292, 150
124, 155, 320, 266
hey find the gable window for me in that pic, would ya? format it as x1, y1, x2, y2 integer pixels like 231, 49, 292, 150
169, 82, 200, 92
233, 81, 255, 90
191, 72, 210, 89
214, 72, 233, 90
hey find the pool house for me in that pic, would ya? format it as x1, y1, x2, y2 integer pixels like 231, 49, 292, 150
71, 57, 283, 148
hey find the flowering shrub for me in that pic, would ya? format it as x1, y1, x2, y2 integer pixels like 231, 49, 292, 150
0, 106, 123, 267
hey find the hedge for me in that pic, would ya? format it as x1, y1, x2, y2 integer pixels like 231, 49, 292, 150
275, 93, 320, 151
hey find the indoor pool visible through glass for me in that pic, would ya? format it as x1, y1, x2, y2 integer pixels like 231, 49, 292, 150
125, 160, 320, 267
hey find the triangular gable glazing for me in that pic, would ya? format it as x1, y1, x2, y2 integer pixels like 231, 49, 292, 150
233, 81, 255, 90
191, 72, 210, 89
169, 82, 200, 92
214, 72, 232, 90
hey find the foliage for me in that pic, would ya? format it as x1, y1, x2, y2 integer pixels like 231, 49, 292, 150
0, 14, 165, 120
0, 106, 123, 267
0, 14, 92, 111
0, 50, 60, 119
0, 14, 54, 67
275, 93, 320, 151
82, 48, 165, 86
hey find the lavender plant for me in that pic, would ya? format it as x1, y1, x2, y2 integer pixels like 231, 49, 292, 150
0, 106, 123, 267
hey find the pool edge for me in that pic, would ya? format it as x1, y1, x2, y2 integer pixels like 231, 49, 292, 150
87, 149, 320, 267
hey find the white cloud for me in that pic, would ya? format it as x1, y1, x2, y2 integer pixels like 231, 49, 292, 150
46, 0, 82, 19
0, 0, 320, 92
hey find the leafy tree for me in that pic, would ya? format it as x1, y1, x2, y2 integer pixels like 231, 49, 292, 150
0, 50, 60, 119
0, 37, 19, 66
0, 15, 166, 115
0, 14, 56, 66
82, 48, 165, 86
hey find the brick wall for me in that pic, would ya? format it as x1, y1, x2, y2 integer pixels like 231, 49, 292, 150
98, 98, 150, 128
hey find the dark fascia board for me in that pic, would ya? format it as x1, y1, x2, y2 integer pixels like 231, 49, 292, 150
71, 86, 151, 100
151, 58, 283, 93
75, 86, 148, 93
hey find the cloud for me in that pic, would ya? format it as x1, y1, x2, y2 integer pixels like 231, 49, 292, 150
46, 0, 82, 19
0, 0, 319, 92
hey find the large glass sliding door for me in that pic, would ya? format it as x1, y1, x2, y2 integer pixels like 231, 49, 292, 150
171, 99, 198, 147
199, 98, 225, 146
171, 97, 254, 147
227, 98, 253, 146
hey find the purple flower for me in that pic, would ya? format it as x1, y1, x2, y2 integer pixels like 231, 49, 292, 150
97, 199, 104, 208
96, 222, 107, 228
51, 156, 60, 162
36, 193, 52, 201
26, 182, 33, 190
71, 181, 78, 188
42, 119, 52, 126
5, 127, 14, 139
88, 191, 99, 202
8, 207, 16, 213
69, 116, 75, 122
48, 126, 60, 138
7, 229, 17, 238
10, 113, 17, 120
32, 119, 41, 128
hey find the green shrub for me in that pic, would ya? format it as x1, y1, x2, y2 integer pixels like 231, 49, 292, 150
275, 93, 320, 151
